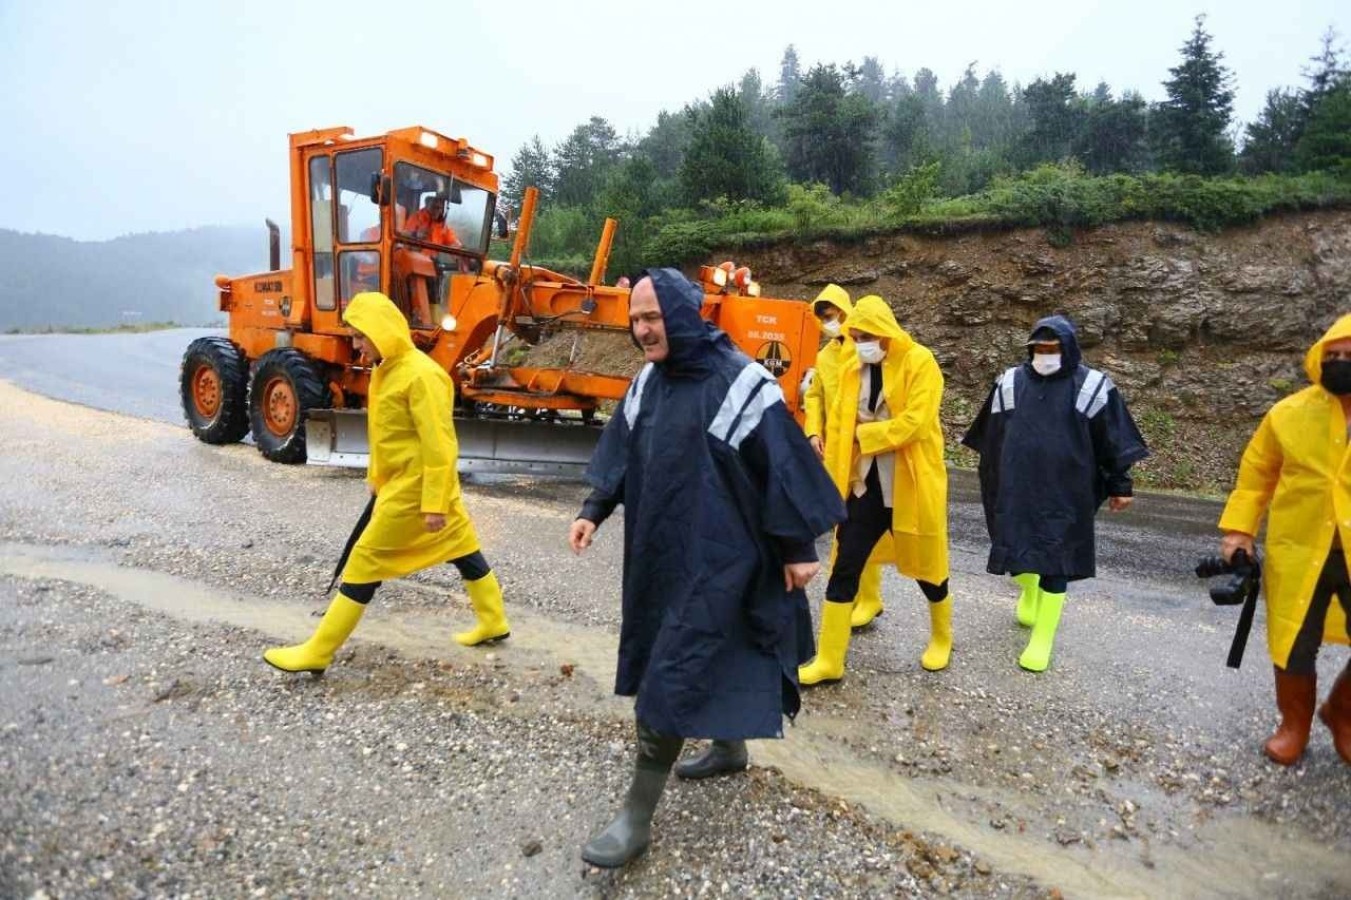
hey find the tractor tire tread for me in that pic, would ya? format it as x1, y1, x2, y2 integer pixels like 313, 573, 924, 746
247, 348, 330, 464
180, 336, 250, 444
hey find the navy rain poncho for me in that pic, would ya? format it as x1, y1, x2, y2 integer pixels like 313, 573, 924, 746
580, 268, 846, 740
961, 315, 1149, 582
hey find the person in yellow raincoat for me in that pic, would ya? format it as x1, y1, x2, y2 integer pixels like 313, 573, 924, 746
799, 295, 951, 684
801, 284, 893, 630
1219, 313, 1351, 766
263, 291, 510, 674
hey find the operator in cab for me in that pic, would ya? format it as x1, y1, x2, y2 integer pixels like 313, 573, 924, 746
402, 194, 461, 248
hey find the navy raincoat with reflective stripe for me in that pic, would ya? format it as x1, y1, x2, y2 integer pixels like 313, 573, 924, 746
580, 268, 846, 740
961, 315, 1149, 581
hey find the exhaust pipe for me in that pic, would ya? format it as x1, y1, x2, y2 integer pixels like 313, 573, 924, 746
266, 218, 281, 271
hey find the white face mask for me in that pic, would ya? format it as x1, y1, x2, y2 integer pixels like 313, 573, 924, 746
856, 340, 885, 365
821, 319, 842, 338
1031, 353, 1062, 376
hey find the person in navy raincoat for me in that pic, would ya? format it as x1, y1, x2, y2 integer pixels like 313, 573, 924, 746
962, 315, 1148, 672
568, 268, 846, 868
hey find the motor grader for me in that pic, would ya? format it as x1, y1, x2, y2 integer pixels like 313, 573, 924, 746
180, 125, 821, 475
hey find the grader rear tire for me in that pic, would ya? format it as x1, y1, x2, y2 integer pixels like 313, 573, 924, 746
180, 337, 250, 444
247, 348, 330, 464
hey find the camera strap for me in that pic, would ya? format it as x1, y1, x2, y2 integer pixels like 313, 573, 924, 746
1226, 562, 1262, 669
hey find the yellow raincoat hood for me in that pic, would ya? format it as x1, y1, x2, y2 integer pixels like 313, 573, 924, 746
343, 292, 416, 361
813, 284, 855, 320
1304, 313, 1351, 386
848, 296, 915, 355
1220, 315, 1351, 665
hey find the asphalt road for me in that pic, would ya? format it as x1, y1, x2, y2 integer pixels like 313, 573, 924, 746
0, 328, 1226, 590
0, 327, 218, 425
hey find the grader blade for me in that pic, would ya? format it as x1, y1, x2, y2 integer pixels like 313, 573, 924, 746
305, 410, 601, 478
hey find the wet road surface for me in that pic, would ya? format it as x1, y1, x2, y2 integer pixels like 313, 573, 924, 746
4, 333, 1348, 898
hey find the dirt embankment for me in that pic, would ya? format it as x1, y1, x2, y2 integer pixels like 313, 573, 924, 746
729, 211, 1351, 493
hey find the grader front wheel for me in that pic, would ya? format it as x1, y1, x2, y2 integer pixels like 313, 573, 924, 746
180, 337, 249, 444
247, 349, 331, 463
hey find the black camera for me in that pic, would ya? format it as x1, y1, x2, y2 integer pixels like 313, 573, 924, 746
1194, 549, 1259, 606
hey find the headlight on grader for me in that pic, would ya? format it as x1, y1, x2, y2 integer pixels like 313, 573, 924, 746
441, 314, 457, 332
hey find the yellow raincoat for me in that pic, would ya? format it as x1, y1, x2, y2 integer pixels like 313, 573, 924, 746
803, 285, 851, 441
341, 292, 480, 582
823, 295, 948, 585
805, 286, 896, 567
1219, 314, 1351, 667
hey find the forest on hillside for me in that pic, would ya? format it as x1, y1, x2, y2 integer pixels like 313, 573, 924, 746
497, 17, 1351, 274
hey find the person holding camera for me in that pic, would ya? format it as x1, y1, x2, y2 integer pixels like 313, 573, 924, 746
962, 315, 1148, 672
1219, 314, 1351, 767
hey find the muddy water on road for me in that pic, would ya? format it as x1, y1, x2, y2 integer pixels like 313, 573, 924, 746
4, 540, 1346, 899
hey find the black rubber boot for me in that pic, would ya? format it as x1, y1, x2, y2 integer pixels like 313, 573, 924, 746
582, 721, 684, 868
674, 740, 748, 780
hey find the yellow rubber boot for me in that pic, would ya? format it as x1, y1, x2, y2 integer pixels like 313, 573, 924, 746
1013, 573, 1039, 627
1019, 590, 1065, 672
850, 564, 886, 628
264, 593, 366, 674
920, 595, 953, 672
454, 571, 511, 647
798, 601, 854, 686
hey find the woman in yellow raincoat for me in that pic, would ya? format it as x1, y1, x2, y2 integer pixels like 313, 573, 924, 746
264, 292, 510, 674
801, 284, 894, 630
1220, 313, 1351, 766
799, 295, 951, 684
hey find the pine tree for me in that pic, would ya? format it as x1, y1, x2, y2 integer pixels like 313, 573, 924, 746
678, 88, 786, 206
1293, 28, 1351, 173
503, 136, 554, 206
1015, 73, 1083, 167
777, 45, 802, 105
1075, 91, 1150, 174
1155, 15, 1235, 175
1240, 89, 1305, 173
553, 117, 624, 206
777, 64, 880, 196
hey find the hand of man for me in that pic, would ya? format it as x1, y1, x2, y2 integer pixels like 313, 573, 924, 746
783, 561, 820, 591
424, 513, 446, 532
569, 518, 597, 555
808, 435, 824, 459
1221, 531, 1255, 563
1107, 496, 1133, 512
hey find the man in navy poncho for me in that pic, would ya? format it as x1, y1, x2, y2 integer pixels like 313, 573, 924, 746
962, 315, 1148, 672
568, 268, 845, 867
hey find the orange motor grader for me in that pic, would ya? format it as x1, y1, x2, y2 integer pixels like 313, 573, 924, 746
180, 125, 821, 475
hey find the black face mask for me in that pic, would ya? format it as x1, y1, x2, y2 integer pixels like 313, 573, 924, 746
1322, 359, 1351, 396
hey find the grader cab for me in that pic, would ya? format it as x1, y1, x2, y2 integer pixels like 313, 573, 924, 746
180, 125, 821, 475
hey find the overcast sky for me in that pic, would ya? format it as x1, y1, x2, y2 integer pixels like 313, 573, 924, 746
0, 0, 1343, 241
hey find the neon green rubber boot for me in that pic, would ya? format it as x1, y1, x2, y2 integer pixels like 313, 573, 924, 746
1013, 573, 1040, 628
1019, 590, 1065, 672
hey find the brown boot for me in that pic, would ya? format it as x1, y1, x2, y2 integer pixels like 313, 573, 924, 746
1265, 666, 1317, 766
1318, 663, 1351, 766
